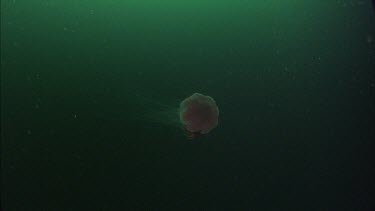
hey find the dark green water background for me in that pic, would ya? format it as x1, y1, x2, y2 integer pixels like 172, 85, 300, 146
2, 1, 375, 210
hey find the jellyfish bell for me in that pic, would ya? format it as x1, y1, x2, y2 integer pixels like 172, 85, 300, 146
179, 93, 219, 139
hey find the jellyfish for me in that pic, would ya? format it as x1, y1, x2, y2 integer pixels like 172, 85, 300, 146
137, 93, 219, 139
179, 93, 219, 139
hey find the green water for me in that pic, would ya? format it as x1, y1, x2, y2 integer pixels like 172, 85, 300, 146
2, 1, 375, 210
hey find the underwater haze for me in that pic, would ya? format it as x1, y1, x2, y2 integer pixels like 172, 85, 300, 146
1, 0, 375, 210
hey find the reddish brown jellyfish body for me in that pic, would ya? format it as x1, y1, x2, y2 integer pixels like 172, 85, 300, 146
179, 93, 219, 139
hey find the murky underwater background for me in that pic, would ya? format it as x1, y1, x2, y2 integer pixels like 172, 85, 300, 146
2, 1, 375, 210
